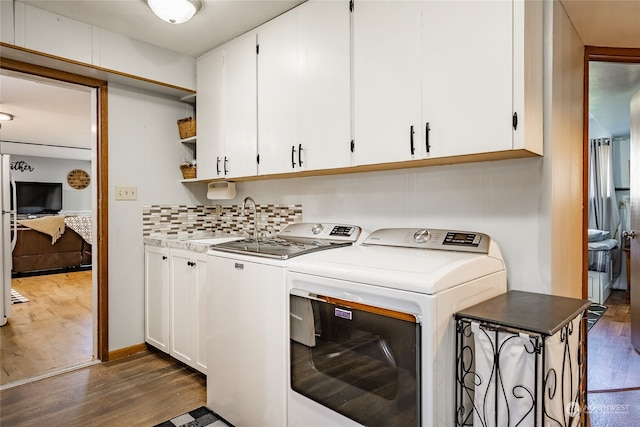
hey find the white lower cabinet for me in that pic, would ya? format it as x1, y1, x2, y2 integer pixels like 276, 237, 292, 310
144, 245, 170, 353
145, 246, 208, 374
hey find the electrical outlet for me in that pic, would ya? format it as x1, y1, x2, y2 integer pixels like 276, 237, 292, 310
115, 185, 138, 201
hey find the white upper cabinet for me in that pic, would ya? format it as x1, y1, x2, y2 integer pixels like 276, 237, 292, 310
257, 10, 298, 175
257, 0, 351, 176
196, 31, 259, 180
422, 0, 513, 158
196, 47, 225, 180
353, 0, 542, 165
296, 0, 351, 172
223, 31, 259, 178
196, 0, 542, 181
353, 0, 423, 166
422, 0, 542, 158
513, 0, 543, 155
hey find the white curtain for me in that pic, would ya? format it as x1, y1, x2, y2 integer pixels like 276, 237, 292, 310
588, 138, 621, 276
588, 138, 620, 236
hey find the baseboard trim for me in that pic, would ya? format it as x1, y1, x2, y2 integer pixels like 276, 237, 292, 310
107, 343, 148, 361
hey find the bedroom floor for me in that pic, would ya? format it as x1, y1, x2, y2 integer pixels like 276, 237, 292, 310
0, 270, 93, 387
588, 289, 640, 391
588, 289, 640, 426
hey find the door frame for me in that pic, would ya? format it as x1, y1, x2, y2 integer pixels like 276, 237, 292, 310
0, 57, 109, 361
582, 46, 640, 300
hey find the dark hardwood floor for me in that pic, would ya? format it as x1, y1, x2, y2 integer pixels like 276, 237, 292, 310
2, 281, 637, 426
588, 289, 640, 426
588, 290, 640, 391
0, 349, 206, 426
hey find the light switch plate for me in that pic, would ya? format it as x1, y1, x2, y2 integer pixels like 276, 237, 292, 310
115, 185, 137, 200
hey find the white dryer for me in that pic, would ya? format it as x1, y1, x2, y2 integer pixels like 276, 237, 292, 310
286, 228, 507, 427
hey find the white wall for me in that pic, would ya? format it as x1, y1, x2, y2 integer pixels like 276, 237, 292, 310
231, 159, 547, 294
108, 82, 196, 351
9, 155, 92, 214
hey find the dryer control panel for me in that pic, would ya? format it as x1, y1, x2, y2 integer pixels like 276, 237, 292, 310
363, 228, 491, 254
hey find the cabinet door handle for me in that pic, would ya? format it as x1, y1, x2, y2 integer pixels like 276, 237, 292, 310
410, 125, 415, 155
224, 157, 229, 175
298, 144, 303, 167
425, 122, 431, 153
216, 157, 221, 175
187, 261, 196, 267
291, 145, 297, 168
162, 256, 167, 260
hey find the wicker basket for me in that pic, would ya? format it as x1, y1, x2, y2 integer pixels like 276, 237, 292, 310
180, 164, 197, 179
177, 117, 196, 139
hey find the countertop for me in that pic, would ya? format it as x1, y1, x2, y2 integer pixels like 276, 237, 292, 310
143, 232, 244, 254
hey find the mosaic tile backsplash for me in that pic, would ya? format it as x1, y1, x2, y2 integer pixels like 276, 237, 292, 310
142, 204, 303, 237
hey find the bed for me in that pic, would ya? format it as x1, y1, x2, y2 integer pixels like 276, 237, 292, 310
12, 216, 92, 275
587, 229, 618, 304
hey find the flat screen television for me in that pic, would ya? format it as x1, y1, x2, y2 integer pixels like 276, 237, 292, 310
16, 181, 63, 215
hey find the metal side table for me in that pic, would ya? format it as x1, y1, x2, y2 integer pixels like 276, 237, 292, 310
455, 290, 591, 427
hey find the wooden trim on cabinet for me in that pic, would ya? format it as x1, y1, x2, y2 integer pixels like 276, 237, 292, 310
0, 57, 110, 363
193, 149, 542, 184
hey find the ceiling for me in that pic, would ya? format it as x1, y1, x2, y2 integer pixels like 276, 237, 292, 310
1, 0, 640, 151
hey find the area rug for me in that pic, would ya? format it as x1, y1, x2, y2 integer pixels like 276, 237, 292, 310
10, 289, 29, 304
587, 303, 607, 331
154, 406, 232, 427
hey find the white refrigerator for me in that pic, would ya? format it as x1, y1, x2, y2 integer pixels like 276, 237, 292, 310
1, 154, 17, 326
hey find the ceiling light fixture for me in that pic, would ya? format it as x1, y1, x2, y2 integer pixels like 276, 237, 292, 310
147, 0, 202, 24
0, 112, 14, 121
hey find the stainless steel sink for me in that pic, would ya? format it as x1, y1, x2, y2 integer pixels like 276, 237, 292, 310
188, 237, 244, 245
210, 238, 351, 260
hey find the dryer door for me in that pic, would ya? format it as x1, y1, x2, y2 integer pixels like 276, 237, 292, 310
290, 292, 421, 427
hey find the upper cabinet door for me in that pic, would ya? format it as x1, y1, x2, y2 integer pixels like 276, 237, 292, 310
296, 0, 351, 171
224, 31, 258, 178
421, 0, 513, 158
257, 11, 298, 176
257, 0, 351, 176
196, 47, 224, 180
353, 0, 423, 166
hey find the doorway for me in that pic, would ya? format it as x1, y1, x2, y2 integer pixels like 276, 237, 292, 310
584, 47, 640, 395
0, 59, 109, 388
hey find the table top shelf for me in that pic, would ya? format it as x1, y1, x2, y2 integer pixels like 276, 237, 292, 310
455, 290, 591, 336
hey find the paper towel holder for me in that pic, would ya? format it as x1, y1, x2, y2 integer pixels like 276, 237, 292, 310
207, 181, 236, 200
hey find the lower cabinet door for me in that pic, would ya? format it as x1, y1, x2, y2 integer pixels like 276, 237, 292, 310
144, 245, 170, 353
169, 249, 207, 372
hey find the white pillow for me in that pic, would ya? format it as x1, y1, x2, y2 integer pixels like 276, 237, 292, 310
588, 229, 605, 242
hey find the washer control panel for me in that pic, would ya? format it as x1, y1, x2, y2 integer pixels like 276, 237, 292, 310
278, 223, 362, 243
364, 228, 491, 254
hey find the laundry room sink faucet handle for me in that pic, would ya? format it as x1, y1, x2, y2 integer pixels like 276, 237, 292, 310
242, 196, 258, 241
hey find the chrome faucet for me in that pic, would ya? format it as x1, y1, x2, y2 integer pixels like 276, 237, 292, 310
242, 196, 258, 241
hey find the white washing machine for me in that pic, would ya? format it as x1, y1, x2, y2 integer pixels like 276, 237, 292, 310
286, 228, 507, 427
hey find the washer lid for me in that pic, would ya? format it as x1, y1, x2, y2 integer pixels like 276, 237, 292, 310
287, 243, 505, 294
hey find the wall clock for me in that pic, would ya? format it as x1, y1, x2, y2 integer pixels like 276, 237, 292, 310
67, 169, 90, 190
